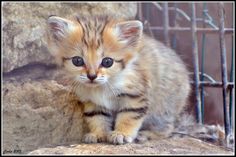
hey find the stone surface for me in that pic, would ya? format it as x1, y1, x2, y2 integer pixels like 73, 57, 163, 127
28, 137, 233, 155
2, 2, 137, 72
3, 67, 234, 155
2, 2, 137, 154
2, 79, 85, 153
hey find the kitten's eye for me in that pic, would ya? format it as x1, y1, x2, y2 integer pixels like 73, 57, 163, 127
72, 56, 84, 66
101, 57, 113, 68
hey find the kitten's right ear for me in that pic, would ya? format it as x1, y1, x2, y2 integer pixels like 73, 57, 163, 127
47, 16, 76, 41
113, 20, 143, 47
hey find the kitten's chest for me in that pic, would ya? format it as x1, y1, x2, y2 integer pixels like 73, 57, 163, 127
75, 86, 119, 110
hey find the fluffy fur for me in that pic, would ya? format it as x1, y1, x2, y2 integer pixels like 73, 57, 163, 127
47, 14, 191, 144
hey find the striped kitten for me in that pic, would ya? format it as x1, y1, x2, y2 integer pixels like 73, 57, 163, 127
46, 14, 190, 144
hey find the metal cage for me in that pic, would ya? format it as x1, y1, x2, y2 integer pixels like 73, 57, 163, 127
137, 2, 235, 143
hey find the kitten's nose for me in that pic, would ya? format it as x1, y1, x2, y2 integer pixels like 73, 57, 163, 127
87, 74, 97, 81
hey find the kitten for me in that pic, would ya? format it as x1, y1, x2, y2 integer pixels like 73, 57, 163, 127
46, 14, 191, 144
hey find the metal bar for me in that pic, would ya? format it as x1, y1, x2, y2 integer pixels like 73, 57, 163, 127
219, 2, 230, 139
147, 27, 234, 34
144, 20, 155, 38
153, 2, 162, 11
168, 6, 218, 29
171, 3, 178, 49
229, 35, 234, 130
153, 3, 222, 29
153, 3, 191, 21
163, 3, 170, 46
190, 72, 234, 88
191, 3, 202, 124
168, 7, 191, 21
146, 3, 150, 23
138, 3, 154, 38
196, 18, 218, 29
197, 72, 217, 83
229, 2, 235, 133
200, 3, 208, 124
197, 81, 234, 88
204, 10, 219, 29
138, 3, 143, 21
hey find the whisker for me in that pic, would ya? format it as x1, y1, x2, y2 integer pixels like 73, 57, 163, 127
64, 80, 76, 102
65, 80, 82, 103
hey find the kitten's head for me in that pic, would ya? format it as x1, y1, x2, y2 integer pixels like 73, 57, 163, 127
47, 15, 143, 87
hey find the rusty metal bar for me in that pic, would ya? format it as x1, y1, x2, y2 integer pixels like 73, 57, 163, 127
163, 3, 170, 46
219, 3, 231, 140
191, 3, 202, 124
147, 26, 234, 34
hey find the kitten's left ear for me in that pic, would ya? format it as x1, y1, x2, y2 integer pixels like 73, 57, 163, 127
47, 16, 77, 41
114, 20, 143, 47
47, 16, 78, 65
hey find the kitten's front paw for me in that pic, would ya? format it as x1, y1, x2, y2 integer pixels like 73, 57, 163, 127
83, 133, 106, 143
108, 131, 134, 145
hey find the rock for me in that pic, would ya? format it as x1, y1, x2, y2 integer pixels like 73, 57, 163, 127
2, 62, 233, 156
28, 137, 233, 155
2, 79, 85, 153
2, 2, 137, 72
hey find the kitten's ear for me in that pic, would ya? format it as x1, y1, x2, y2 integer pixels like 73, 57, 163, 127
114, 20, 143, 47
47, 16, 76, 41
47, 16, 78, 65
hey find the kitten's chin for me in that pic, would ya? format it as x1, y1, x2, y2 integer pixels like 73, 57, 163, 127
83, 81, 103, 87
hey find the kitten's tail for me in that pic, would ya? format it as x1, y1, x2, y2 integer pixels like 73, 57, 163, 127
173, 114, 231, 147
136, 114, 234, 150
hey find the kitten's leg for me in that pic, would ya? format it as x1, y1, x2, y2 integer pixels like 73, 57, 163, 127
83, 102, 112, 143
108, 95, 148, 144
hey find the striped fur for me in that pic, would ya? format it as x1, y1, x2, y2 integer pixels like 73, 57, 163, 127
47, 14, 190, 144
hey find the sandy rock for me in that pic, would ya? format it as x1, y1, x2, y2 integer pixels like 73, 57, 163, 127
2, 2, 137, 72
2, 80, 84, 153
28, 137, 233, 155
2, 68, 234, 155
